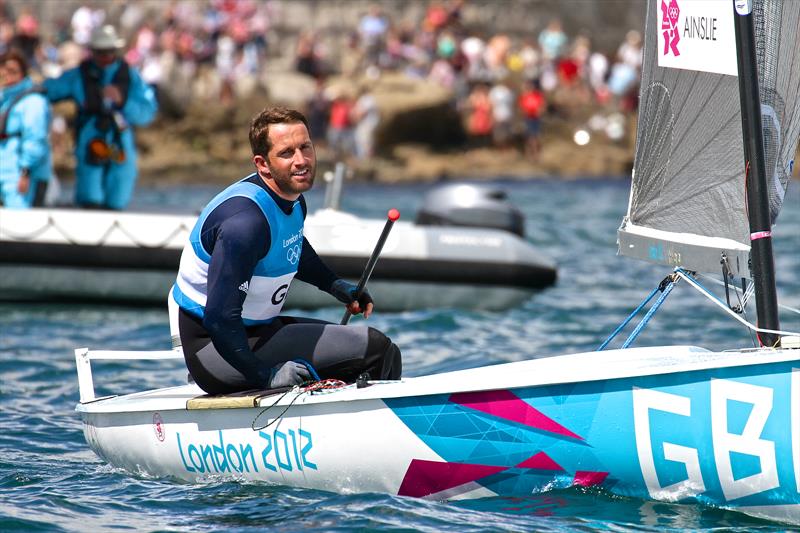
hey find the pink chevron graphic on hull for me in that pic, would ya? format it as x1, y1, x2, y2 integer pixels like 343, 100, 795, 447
449, 390, 583, 440
516, 451, 564, 471
397, 459, 506, 498
573, 471, 609, 487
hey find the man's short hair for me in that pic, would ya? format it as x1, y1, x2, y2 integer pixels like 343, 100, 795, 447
249, 107, 310, 157
0, 49, 28, 77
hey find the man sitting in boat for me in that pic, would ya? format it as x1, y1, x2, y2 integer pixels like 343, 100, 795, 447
170, 106, 402, 395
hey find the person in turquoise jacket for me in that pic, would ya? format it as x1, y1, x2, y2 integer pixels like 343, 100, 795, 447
43, 25, 157, 210
0, 49, 52, 208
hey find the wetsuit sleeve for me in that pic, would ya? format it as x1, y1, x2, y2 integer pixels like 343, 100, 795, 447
121, 67, 158, 127
295, 236, 338, 292
16, 95, 50, 172
202, 199, 271, 385
42, 68, 79, 103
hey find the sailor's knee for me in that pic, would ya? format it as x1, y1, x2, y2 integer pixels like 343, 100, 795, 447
367, 326, 392, 353
367, 327, 402, 379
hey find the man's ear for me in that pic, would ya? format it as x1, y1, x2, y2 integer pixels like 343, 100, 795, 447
253, 154, 270, 176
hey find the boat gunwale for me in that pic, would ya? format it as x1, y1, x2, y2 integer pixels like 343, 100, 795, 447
75, 345, 800, 415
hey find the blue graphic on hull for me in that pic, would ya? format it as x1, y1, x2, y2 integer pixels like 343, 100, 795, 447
386, 360, 800, 513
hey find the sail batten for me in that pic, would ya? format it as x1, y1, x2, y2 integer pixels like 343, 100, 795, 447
620, 0, 800, 278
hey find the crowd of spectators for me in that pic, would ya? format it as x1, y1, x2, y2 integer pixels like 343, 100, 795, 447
1, 0, 643, 166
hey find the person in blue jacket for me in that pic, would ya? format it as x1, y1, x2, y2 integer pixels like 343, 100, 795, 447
0, 49, 52, 208
170, 106, 401, 395
43, 25, 157, 210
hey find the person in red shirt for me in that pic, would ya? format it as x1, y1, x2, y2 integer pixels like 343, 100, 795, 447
518, 78, 546, 161
466, 83, 493, 148
326, 91, 355, 159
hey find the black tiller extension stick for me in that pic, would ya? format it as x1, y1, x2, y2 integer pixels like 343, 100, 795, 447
341, 209, 400, 325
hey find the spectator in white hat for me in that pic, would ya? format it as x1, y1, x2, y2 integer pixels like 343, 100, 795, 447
43, 24, 158, 210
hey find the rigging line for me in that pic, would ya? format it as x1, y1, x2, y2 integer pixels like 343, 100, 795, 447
720, 254, 742, 314
722, 253, 757, 346
250, 379, 347, 431
675, 268, 800, 338
251, 387, 306, 431
737, 279, 758, 348
696, 271, 797, 314
621, 277, 676, 349
597, 285, 661, 351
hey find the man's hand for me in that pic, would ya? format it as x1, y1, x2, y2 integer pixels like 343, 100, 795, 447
17, 174, 30, 194
269, 361, 311, 388
103, 85, 123, 106
330, 279, 374, 319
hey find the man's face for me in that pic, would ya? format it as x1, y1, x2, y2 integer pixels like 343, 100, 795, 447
91, 49, 117, 67
0, 59, 23, 87
254, 122, 316, 200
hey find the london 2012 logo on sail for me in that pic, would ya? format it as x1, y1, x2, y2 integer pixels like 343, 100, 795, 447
656, 0, 737, 76
661, 0, 681, 56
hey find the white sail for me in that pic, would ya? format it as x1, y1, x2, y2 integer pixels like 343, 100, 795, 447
619, 0, 800, 278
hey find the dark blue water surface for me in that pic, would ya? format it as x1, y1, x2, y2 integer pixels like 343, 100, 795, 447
1, 178, 798, 532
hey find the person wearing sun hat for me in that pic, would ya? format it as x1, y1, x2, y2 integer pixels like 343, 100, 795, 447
43, 24, 158, 210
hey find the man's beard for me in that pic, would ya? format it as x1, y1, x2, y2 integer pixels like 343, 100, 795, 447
267, 161, 316, 196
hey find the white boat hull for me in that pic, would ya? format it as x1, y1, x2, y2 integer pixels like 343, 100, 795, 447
77, 345, 800, 523
0, 265, 533, 311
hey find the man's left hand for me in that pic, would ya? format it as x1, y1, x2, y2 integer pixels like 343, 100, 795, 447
103, 85, 123, 106
331, 279, 374, 319
17, 174, 29, 194
346, 295, 373, 319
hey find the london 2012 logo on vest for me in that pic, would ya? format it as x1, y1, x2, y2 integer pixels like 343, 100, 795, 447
661, 0, 680, 56
283, 229, 303, 265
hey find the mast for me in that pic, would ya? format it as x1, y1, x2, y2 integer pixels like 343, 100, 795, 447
733, 0, 781, 347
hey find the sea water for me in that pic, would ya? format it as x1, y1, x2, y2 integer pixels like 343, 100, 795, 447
1, 179, 798, 532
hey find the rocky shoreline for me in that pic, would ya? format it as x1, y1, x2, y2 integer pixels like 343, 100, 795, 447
53, 84, 637, 186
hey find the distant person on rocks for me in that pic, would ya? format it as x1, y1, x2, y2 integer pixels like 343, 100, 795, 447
169, 106, 402, 395
518, 78, 546, 161
305, 77, 330, 146
358, 4, 389, 68
327, 90, 356, 160
295, 32, 322, 78
352, 85, 380, 160
466, 82, 493, 148
488, 80, 514, 149
0, 49, 53, 208
43, 25, 158, 210
538, 19, 568, 64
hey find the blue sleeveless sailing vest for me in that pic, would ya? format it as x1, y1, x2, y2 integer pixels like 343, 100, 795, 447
172, 179, 304, 325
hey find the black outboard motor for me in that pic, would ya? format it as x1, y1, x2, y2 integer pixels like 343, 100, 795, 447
415, 183, 526, 237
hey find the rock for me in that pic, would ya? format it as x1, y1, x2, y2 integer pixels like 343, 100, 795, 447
325, 72, 465, 150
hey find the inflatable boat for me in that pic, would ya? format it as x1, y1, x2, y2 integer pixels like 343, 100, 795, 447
0, 183, 557, 310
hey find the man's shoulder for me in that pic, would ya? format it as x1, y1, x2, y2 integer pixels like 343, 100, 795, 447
213, 195, 266, 223
17, 91, 50, 113
44, 67, 81, 85
2, 84, 47, 113
206, 196, 269, 245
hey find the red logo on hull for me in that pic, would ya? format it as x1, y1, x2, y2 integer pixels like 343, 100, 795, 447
153, 412, 165, 442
